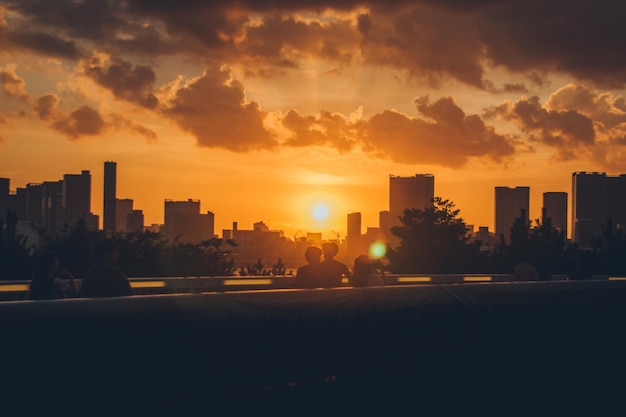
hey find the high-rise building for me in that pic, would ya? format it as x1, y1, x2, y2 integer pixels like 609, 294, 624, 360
126, 209, 144, 233
572, 172, 626, 246
41, 180, 63, 235
63, 170, 92, 230
388, 174, 434, 246
0, 177, 9, 218
104, 161, 117, 233
495, 186, 530, 242
347, 212, 362, 258
389, 175, 435, 222
543, 192, 568, 234
163, 199, 214, 243
116, 198, 133, 232
24, 183, 43, 226
347, 212, 361, 238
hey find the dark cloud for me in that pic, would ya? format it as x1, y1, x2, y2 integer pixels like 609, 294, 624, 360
0, 67, 29, 101
32, 93, 157, 141
7, 31, 82, 59
33, 94, 61, 121
5, 0, 626, 87
81, 56, 159, 108
279, 95, 517, 167
282, 109, 356, 151
358, 96, 516, 167
546, 84, 626, 130
486, 95, 595, 160
161, 65, 276, 151
51, 105, 106, 139
240, 15, 358, 68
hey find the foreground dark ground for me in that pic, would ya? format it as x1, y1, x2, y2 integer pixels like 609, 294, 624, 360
1, 282, 626, 415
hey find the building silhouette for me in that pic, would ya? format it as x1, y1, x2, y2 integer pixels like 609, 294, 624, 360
63, 170, 95, 230
572, 172, 626, 246
163, 199, 215, 244
543, 192, 568, 235
495, 186, 530, 243
388, 174, 434, 245
127, 209, 144, 233
104, 161, 116, 233
0, 177, 9, 218
346, 212, 362, 258
116, 198, 133, 232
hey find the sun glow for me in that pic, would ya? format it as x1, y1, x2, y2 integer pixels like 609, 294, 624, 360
312, 203, 330, 221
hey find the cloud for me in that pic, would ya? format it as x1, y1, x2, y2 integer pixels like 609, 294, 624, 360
160, 65, 277, 151
32, 93, 156, 141
486, 95, 595, 160
0, 65, 29, 102
5, 0, 626, 88
33, 94, 62, 121
358, 6, 488, 88
282, 109, 357, 152
81, 55, 159, 108
546, 84, 626, 130
357, 96, 516, 167
51, 105, 106, 139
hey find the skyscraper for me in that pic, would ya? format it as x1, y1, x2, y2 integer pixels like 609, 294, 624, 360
0, 178, 9, 218
572, 172, 626, 246
164, 199, 214, 244
104, 161, 117, 233
63, 170, 91, 229
543, 192, 568, 235
116, 198, 133, 232
346, 212, 362, 258
389, 174, 434, 224
495, 186, 530, 242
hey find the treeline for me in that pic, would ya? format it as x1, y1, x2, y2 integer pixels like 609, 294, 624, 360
387, 197, 626, 279
3, 197, 626, 281
0, 215, 237, 280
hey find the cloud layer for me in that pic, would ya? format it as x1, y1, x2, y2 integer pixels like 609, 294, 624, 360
2, 0, 626, 169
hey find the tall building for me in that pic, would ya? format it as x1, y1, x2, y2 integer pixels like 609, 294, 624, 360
572, 172, 626, 246
543, 192, 568, 234
0, 177, 9, 218
388, 174, 434, 246
63, 170, 92, 230
127, 209, 144, 233
346, 212, 362, 258
104, 161, 117, 233
24, 183, 43, 226
116, 198, 134, 232
495, 186, 530, 242
163, 199, 214, 244
40, 180, 63, 235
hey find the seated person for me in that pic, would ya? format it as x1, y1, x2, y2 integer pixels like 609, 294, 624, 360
295, 246, 323, 288
80, 239, 133, 298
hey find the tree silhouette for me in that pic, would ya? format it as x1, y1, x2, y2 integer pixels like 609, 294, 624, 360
387, 197, 480, 273
0, 210, 31, 280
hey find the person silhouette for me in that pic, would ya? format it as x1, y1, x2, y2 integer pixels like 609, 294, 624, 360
351, 254, 385, 287
28, 251, 78, 300
80, 239, 133, 298
295, 246, 323, 288
318, 242, 351, 287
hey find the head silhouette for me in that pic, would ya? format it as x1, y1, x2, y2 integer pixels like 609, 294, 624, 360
93, 238, 118, 263
304, 246, 322, 265
322, 242, 339, 260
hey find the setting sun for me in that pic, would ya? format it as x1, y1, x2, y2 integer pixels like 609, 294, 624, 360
312, 204, 330, 221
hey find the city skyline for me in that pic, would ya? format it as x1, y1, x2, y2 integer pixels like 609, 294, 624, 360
1, 162, 580, 240
1, 1, 625, 239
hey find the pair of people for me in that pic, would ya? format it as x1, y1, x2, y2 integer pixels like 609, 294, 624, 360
28, 238, 132, 300
295, 242, 351, 288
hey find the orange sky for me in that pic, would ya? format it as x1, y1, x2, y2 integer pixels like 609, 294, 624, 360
1, 1, 626, 240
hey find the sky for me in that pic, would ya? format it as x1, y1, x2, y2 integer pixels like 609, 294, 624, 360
1, 0, 626, 240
